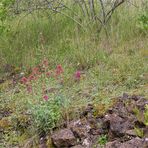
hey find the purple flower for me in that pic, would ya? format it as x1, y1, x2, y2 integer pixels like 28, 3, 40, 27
75, 71, 81, 80
43, 95, 49, 101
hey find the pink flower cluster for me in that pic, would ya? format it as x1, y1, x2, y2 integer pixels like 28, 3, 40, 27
55, 65, 64, 76
20, 58, 82, 100
75, 71, 81, 80
43, 95, 49, 101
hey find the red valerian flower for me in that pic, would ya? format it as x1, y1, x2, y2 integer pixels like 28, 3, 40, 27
32, 67, 39, 74
46, 71, 51, 77
43, 95, 49, 101
28, 74, 35, 81
75, 71, 81, 80
21, 77, 28, 84
55, 65, 64, 75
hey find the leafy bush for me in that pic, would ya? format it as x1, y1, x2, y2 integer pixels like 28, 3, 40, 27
29, 96, 62, 133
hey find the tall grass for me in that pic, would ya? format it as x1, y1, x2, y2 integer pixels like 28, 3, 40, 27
0, 1, 145, 68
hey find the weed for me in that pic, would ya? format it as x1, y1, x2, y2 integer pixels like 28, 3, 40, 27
98, 135, 108, 145
144, 105, 148, 126
134, 127, 144, 138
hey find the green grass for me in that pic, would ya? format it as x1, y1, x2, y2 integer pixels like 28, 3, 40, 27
0, 1, 147, 69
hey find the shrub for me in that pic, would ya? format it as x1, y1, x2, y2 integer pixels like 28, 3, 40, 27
28, 95, 62, 133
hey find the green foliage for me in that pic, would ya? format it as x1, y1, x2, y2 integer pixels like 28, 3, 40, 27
133, 104, 148, 127
0, 0, 14, 19
98, 135, 108, 145
137, 0, 148, 34
144, 105, 148, 126
134, 127, 144, 138
138, 13, 148, 33
0, 0, 14, 34
29, 96, 62, 133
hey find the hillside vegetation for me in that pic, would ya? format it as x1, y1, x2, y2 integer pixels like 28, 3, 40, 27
0, 0, 148, 147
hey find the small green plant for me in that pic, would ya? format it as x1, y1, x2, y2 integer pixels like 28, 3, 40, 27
134, 127, 144, 138
98, 135, 108, 145
133, 105, 147, 138
136, 0, 148, 34
29, 96, 62, 133
133, 105, 148, 126
144, 104, 148, 126
137, 12, 148, 34
132, 106, 144, 123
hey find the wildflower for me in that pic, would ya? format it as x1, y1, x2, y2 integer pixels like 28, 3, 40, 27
55, 65, 64, 75
43, 95, 49, 101
46, 71, 51, 77
75, 70, 81, 80
21, 77, 28, 84
32, 67, 39, 74
28, 74, 35, 81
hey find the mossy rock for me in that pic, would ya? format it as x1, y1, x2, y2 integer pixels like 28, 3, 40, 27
93, 104, 106, 117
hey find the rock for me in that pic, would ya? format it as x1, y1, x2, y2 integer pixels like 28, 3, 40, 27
71, 145, 84, 148
130, 95, 144, 101
136, 98, 147, 111
51, 129, 77, 148
50, 93, 147, 147
112, 101, 128, 118
87, 112, 96, 125
144, 138, 148, 146
82, 138, 91, 148
143, 127, 148, 138
81, 104, 94, 117
126, 100, 137, 113
104, 113, 131, 137
122, 93, 129, 99
93, 117, 108, 135
71, 126, 88, 139
105, 137, 148, 148
120, 137, 146, 148
69, 119, 91, 139
125, 130, 137, 137
105, 140, 121, 148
